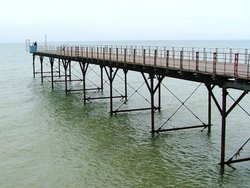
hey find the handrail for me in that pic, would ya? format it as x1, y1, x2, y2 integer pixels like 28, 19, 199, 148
36, 45, 250, 80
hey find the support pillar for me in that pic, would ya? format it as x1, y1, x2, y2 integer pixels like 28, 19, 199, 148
79, 62, 89, 104
157, 75, 162, 112
40, 56, 44, 84
32, 54, 36, 78
221, 88, 227, 168
69, 61, 72, 81
104, 67, 119, 116
124, 69, 128, 102
142, 73, 164, 133
62, 60, 69, 94
100, 66, 104, 91
110, 67, 113, 116
58, 59, 61, 77
49, 57, 54, 90
205, 84, 213, 132
150, 74, 155, 133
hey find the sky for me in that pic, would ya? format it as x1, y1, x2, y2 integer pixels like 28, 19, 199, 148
0, 0, 250, 43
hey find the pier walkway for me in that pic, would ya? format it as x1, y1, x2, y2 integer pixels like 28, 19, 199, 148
32, 45, 250, 169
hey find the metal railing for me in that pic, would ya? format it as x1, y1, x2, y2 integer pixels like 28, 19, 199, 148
37, 45, 250, 80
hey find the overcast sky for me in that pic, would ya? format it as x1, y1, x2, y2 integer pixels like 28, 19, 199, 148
0, 0, 250, 43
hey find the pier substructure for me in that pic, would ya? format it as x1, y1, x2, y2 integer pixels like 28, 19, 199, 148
205, 84, 214, 132
141, 73, 164, 133
155, 82, 208, 133
209, 86, 249, 168
79, 61, 89, 104
62, 59, 70, 94
31, 44, 250, 169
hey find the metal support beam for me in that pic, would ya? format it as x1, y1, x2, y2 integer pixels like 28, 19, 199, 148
114, 107, 160, 113
58, 59, 61, 77
124, 69, 128, 102
150, 73, 155, 133
208, 85, 212, 132
141, 73, 164, 133
220, 88, 227, 168
110, 67, 113, 116
207, 86, 250, 168
205, 84, 215, 132
156, 75, 164, 112
79, 62, 89, 104
157, 124, 207, 132
49, 57, 54, 90
62, 60, 69, 94
39, 56, 44, 84
100, 66, 104, 91
32, 54, 36, 78
69, 61, 72, 81
104, 67, 119, 116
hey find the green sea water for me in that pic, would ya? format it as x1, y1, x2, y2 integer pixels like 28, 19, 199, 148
1, 41, 250, 188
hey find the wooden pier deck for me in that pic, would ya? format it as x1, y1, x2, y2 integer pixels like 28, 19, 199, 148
32, 45, 250, 169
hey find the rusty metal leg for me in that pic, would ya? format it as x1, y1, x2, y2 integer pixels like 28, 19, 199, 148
150, 74, 155, 133
79, 62, 88, 104
83, 65, 86, 104
124, 69, 128, 103
208, 88, 211, 132
69, 61, 72, 82
50, 57, 54, 90
100, 66, 104, 91
40, 56, 44, 84
208, 84, 212, 132
62, 60, 69, 94
221, 88, 227, 168
110, 67, 113, 116
32, 54, 36, 78
157, 76, 161, 112
205, 84, 215, 132
58, 59, 61, 77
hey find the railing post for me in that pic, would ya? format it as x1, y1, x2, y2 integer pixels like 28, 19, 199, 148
180, 51, 183, 69
192, 47, 194, 60
116, 48, 118, 62
154, 49, 157, 67
172, 47, 175, 67
234, 53, 239, 78
124, 48, 127, 63
203, 48, 206, 62
166, 50, 169, 67
86, 47, 88, 58
230, 48, 233, 64
245, 49, 248, 64
204, 48, 207, 72
76, 46, 79, 56
133, 49, 136, 64
91, 47, 93, 59
248, 54, 250, 78
213, 52, 217, 75
143, 49, 146, 65
109, 48, 112, 61
97, 47, 99, 59
196, 52, 199, 71
103, 47, 105, 60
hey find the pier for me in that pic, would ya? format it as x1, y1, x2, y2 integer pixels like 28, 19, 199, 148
31, 44, 250, 169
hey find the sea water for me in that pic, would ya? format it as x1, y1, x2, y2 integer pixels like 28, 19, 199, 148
0, 41, 250, 188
